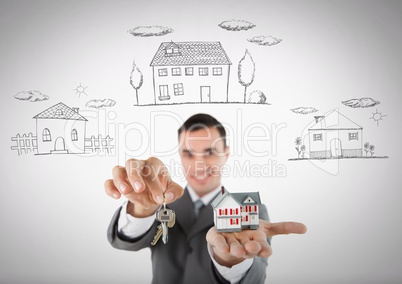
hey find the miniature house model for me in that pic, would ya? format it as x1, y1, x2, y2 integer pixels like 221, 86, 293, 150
150, 41, 232, 104
308, 110, 363, 158
33, 102, 87, 155
210, 187, 261, 232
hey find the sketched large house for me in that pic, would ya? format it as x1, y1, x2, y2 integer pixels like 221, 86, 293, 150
150, 41, 232, 104
308, 110, 363, 158
33, 102, 87, 154
210, 187, 261, 232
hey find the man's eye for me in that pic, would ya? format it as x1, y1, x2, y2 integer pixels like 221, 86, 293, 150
184, 152, 193, 157
206, 150, 214, 156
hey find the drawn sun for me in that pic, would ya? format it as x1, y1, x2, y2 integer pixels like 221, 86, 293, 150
369, 109, 387, 126
74, 83, 88, 97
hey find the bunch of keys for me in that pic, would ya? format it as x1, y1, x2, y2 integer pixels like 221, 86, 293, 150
151, 195, 176, 246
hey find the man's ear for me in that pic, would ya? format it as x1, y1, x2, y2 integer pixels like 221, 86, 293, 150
225, 146, 230, 159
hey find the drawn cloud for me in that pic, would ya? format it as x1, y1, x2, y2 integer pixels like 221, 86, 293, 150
128, 25, 174, 37
248, 35, 282, 46
218, 20, 256, 31
342, 97, 380, 108
14, 90, 49, 102
85, 99, 116, 108
290, 107, 318, 115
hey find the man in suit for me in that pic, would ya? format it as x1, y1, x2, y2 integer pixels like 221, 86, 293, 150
105, 113, 306, 283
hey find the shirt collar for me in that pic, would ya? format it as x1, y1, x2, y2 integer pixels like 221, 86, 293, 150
187, 184, 222, 206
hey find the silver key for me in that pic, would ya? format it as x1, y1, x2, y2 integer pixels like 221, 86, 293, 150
155, 196, 175, 244
151, 224, 163, 246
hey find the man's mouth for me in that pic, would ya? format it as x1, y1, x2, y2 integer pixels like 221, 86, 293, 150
192, 173, 211, 182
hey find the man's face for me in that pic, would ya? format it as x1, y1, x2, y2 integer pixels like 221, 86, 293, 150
179, 127, 229, 197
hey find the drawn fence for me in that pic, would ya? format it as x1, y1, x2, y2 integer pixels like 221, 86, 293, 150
84, 134, 114, 154
10, 133, 38, 155
11, 133, 114, 156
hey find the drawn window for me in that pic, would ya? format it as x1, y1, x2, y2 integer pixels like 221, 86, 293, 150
199, 67, 208, 76
42, 128, 51, 142
159, 85, 170, 100
55, 109, 63, 117
71, 129, 78, 141
349, 132, 358, 141
313, 133, 322, 141
213, 67, 222, 76
171, 68, 181, 76
173, 83, 184, 96
185, 67, 193, 76
166, 47, 181, 56
158, 68, 168, 77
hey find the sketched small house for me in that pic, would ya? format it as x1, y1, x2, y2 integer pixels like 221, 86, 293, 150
211, 187, 260, 232
308, 110, 363, 158
33, 102, 87, 154
150, 41, 232, 104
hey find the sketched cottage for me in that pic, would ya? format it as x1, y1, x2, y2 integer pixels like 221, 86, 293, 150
150, 41, 232, 104
33, 102, 87, 154
308, 110, 363, 158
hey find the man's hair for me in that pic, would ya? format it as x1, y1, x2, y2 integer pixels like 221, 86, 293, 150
178, 113, 227, 148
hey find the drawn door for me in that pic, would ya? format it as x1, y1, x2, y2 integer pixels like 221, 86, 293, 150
330, 138, 342, 157
200, 86, 211, 103
54, 137, 66, 151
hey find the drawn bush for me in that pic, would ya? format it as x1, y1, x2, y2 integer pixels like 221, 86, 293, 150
248, 90, 266, 104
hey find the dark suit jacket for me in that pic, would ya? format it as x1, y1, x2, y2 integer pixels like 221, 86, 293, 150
107, 188, 269, 284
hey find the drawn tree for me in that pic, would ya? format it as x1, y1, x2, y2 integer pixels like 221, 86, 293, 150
369, 144, 375, 157
364, 142, 370, 157
130, 60, 143, 105
238, 49, 255, 103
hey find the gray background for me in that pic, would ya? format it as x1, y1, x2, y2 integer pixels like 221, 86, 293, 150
1, 0, 401, 283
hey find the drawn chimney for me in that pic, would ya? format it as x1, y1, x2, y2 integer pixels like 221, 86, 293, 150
72, 107, 79, 113
314, 116, 324, 123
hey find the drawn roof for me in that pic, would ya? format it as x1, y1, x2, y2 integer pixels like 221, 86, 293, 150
210, 190, 261, 208
308, 110, 362, 131
33, 102, 87, 121
150, 41, 232, 66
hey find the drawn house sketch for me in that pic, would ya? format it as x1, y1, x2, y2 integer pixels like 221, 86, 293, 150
210, 187, 260, 232
308, 110, 363, 158
150, 41, 232, 104
33, 102, 87, 154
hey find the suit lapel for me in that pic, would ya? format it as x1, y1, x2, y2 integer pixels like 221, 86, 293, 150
188, 201, 214, 239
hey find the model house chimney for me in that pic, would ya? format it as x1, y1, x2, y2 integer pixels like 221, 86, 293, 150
72, 107, 79, 113
221, 186, 225, 195
314, 116, 324, 123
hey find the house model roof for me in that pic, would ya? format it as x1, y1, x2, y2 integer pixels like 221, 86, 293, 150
308, 110, 362, 131
210, 188, 261, 208
150, 41, 232, 67
33, 102, 87, 121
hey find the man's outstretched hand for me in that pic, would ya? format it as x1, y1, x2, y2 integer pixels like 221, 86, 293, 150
206, 220, 307, 267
